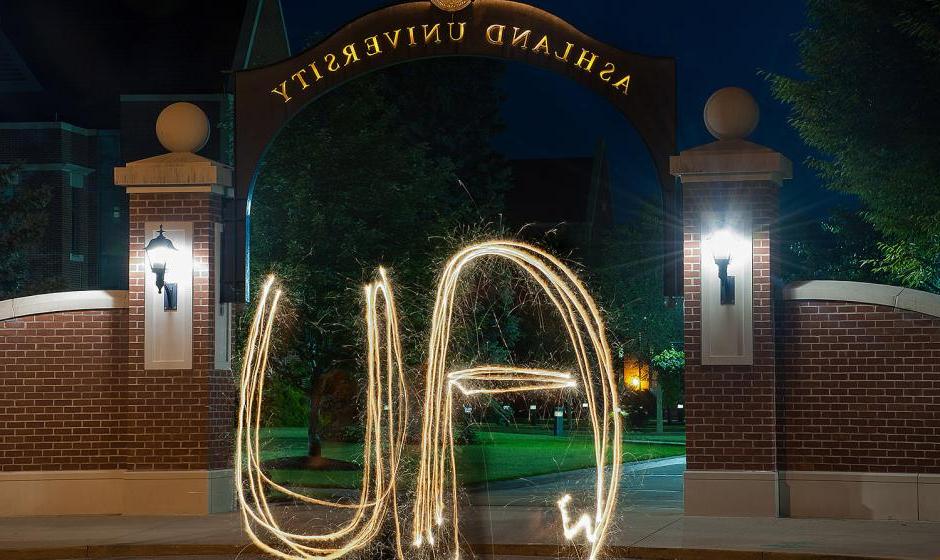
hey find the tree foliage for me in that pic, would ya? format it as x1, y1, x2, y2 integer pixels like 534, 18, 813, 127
651, 346, 684, 409
249, 60, 511, 441
590, 209, 683, 367
779, 206, 891, 285
770, 0, 940, 291
0, 166, 60, 300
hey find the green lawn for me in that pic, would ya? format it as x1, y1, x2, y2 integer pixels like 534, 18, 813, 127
259, 427, 685, 489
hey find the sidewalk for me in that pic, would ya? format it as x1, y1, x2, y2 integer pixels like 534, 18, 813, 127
0, 508, 937, 560
1, 458, 937, 560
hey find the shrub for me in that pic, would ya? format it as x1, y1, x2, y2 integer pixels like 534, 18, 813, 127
621, 390, 656, 429
261, 377, 309, 427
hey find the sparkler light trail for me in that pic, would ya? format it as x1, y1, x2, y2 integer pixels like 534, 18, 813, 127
236, 241, 622, 560
236, 271, 409, 560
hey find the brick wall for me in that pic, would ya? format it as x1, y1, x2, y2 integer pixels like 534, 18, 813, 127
778, 300, 940, 473
0, 309, 128, 471
128, 192, 234, 470
0, 190, 235, 475
683, 181, 779, 471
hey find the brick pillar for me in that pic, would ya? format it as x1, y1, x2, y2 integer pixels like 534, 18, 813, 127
671, 88, 792, 517
114, 103, 235, 514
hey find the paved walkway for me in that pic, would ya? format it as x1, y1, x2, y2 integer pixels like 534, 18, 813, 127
467, 455, 686, 510
1, 458, 938, 560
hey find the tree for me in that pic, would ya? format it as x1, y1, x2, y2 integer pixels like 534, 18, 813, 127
250, 59, 511, 465
590, 207, 683, 432
651, 346, 684, 424
779, 206, 891, 285
0, 166, 61, 300
591, 208, 683, 367
770, 0, 940, 291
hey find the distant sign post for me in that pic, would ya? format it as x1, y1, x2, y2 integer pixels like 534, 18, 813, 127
554, 406, 565, 436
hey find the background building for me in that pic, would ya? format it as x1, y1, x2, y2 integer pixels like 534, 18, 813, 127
505, 143, 612, 255
0, 0, 290, 292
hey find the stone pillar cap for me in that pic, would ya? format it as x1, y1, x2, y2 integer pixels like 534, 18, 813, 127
670, 139, 792, 185
672, 87, 792, 186
156, 102, 210, 153
705, 87, 760, 141
114, 152, 233, 196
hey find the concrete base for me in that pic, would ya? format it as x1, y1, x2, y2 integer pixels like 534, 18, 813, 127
684, 470, 779, 517
917, 474, 940, 521
686, 470, 940, 521
0, 469, 234, 516
781, 471, 940, 521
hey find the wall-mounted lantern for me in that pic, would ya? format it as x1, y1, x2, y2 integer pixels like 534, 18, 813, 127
707, 228, 736, 305
145, 225, 178, 311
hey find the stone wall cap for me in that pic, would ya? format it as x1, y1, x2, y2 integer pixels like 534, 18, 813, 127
783, 280, 940, 319
0, 290, 129, 321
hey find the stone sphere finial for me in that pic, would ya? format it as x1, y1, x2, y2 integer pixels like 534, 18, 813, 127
704, 87, 760, 140
156, 102, 210, 153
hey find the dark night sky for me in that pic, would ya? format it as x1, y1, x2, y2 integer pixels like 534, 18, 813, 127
281, 0, 846, 224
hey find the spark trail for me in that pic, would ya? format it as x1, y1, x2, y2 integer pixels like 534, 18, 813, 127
236, 241, 622, 560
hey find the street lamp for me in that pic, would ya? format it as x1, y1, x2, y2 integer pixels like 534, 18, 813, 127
623, 357, 650, 391
145, 225, 178, 311
707, 228, 736, 305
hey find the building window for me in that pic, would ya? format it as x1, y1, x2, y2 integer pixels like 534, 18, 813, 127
68, 171, 84, 188
71, 187, 83, 256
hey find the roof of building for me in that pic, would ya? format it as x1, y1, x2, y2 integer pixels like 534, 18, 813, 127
0, 0, 289, 128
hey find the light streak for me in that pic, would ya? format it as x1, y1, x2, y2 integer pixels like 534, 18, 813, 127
236, 241, 622, 560
412, 241, 621, 560
448, 366, 575, 396
236, 270, 409, 560
557, 494, 598, 543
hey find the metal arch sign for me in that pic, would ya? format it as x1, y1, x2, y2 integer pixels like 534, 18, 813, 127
227, 0, 678, 302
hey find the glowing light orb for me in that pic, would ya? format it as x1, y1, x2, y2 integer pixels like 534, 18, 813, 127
236, 241, 622, 560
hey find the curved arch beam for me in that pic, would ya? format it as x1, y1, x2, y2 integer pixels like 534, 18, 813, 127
227, 0, 677, 302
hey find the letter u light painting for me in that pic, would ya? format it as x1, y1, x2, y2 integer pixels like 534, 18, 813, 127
236, 240, 622, 560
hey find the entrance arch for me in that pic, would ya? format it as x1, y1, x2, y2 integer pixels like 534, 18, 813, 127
225, 0, 677, 302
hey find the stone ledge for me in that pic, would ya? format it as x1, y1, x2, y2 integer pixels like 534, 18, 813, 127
0, 290, 128, 321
